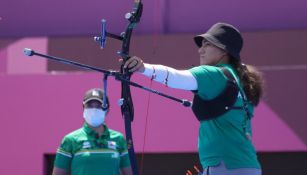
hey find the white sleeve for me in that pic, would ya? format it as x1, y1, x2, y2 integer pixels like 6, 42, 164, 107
140, 63, 198, 90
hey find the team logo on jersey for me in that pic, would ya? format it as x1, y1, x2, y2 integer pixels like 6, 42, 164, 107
107, 141, 117, 150
237, 93, 242, 99
82, 141, 91, 149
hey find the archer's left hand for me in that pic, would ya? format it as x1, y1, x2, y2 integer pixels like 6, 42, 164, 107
121, 56, 145, 73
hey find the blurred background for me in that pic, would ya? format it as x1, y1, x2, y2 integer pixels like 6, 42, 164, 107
1, 0, 307, 174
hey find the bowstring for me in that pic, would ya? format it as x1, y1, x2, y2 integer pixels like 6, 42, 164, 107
139, 0, 161, 174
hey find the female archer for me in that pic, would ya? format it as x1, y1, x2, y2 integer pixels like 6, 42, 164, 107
124, 22, 264, 175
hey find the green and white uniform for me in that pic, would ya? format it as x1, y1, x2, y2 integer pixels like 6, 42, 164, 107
189, 64, 261, 169
54, 123, 130, 175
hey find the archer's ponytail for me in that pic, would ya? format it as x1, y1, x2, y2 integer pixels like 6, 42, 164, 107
230, 58, 264, 106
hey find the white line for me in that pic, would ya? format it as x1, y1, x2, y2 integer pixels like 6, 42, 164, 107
75, 151, 118, 157
57, 151, 72, 158
257, 65, 307, 71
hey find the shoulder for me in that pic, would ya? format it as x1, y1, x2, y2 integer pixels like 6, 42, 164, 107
189, 65, 227, 83
62, 128, 85, 142
189, 65, 239, 99
189, 65, 222, 75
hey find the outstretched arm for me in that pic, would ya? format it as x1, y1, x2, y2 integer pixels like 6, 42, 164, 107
123, 56, 198, 90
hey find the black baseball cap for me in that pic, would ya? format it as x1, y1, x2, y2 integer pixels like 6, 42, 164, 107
83, 88, 109, 106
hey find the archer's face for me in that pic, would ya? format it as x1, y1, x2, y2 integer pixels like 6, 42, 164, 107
198, 40, 226, 66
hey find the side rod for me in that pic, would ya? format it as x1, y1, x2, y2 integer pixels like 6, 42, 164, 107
23, 48, 192, 107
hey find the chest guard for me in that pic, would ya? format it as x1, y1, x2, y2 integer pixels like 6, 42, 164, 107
192, 68, 242, 121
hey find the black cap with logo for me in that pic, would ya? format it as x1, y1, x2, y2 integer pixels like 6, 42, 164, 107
83, 88, 109, 107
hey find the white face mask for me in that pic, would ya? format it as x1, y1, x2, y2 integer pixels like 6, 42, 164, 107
83, 108, 107, 127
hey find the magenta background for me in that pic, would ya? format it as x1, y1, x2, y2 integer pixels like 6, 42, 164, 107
1, 0, 307, 173
0, 73, 306, 175
1, 72, 306, 152
1, 32, 307, 174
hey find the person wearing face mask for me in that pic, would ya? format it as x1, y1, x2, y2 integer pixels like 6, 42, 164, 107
52, 88, 132, 175
123, 23, 264, 175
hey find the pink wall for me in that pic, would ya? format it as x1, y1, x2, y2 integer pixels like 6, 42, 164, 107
7, 38, 48, 74
1, 29, 307, 175
253, 102, 306, 151
0, 73, 198, 175
0, 48, 7, 73
0, 37, 47, 74
0, 73, 306, 175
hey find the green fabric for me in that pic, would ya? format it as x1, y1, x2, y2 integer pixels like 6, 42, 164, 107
189, 64, 260, 169
54, 123, 130, 175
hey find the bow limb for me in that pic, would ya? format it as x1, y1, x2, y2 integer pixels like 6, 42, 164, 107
120, 1, 143, 175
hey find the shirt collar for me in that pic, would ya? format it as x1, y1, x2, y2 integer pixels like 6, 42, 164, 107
83, 123, 109, 137
216, 63, 232, 68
